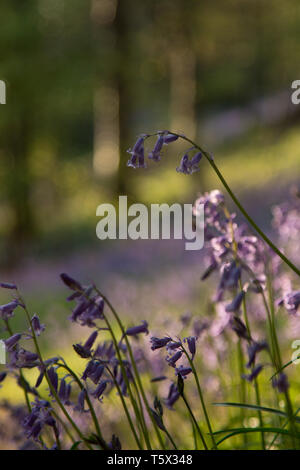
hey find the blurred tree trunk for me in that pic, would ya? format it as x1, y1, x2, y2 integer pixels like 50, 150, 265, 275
1, 1, 39, 266
115, 0, 132, 195
5, 106, 35, 265
165, 0, 197, 140
91, 0, 130, 195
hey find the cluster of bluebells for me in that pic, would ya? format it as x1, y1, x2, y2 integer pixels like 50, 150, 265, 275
0, 179, 299, 448
0, 273, 154, 449
127, 131, 204, 175
150, 334, 198, 407
192, 189, 293, 391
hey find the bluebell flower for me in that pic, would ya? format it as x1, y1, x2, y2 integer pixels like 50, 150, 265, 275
184, 336, 197, 360
60, 273, 83, 292
165, 382, 180, 409
166, 350, 183, 368
5, 333, 21, 351
58, 378, 72, 405
47, 367, 58, 393
0, 300, 20, 320
148, 135, 164, 162
150, 336, 172, 350
127, 136, 147, 169
23, 399, 56, 441
175, 365, 193, 379
176, 151, 202, 175
92, 380, 108, 400
31, 314, 45, 336
176, 154, 190, 175
163, 134, 179, 144
75, 388, 87, 412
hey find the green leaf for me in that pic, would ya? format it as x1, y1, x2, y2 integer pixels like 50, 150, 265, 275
213, 402, 300, 423
211, 427, 300, 447
70, 441, 82, 450
269, 354, 300, 380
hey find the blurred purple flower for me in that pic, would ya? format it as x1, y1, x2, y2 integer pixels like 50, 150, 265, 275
125, 320, 149, 337
225, 291, 245, 312
246, 341, 268, 368
272, 373, 289, 393
278, 291, 300, 315
165, 382, 180, 409
230, 316, 251, 341
242, 364, 263, 382
23, 399, 56, 441
0, 282, 17, 290
60, 273, 83, 292
0, 300, 20, 320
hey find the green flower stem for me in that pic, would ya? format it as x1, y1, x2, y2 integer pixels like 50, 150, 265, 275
180, 390, 208, 450
181, 345, 217, 449
56, 361, 105, 444
105, 365, 144, 449
237, 340, 248, 449
226, 205, 265, 449
156, 132, 300, 278
265, 270, 298, 449
78, 286, 150, 449
93, 286, 166, 450
100, 313, 146, 449
164, 427, 178, 450
51, 409, 76, 445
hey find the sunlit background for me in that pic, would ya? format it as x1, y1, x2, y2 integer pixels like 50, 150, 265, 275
0, 0, 300, 449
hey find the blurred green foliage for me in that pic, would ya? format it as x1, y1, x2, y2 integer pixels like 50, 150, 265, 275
0, 0, 300, 264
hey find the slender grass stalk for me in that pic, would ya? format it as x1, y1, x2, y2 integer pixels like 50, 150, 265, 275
164, 428, 178, 450
93, 286, 166, 449
237, 340, 248, 449
180, 390, 208, 450
265, 269, 298, 448
51, 409, 76, 445
105, 365, 143, 449
181, 344, 217, 449
225, 205, 265, 449
268, 407, 300, 449
55, 361, 106, 444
